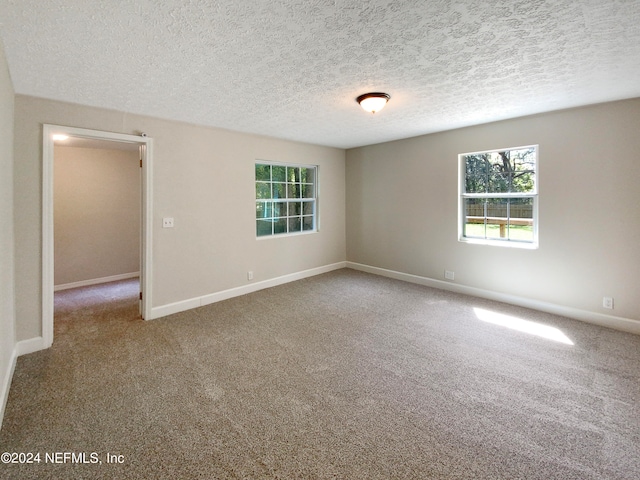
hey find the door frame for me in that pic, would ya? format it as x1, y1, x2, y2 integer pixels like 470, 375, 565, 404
42, 124, 154, 347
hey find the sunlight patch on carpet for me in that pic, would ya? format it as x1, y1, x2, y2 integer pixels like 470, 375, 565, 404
474, 307, 574, 345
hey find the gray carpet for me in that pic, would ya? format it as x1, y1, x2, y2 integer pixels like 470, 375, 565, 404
1, 269, 639, 479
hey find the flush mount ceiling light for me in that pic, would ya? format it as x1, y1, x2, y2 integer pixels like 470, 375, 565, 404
52, 134, 69, 141
356, 92, 390, 114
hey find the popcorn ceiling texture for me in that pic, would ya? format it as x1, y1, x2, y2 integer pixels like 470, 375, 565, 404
1, 0, 639, 148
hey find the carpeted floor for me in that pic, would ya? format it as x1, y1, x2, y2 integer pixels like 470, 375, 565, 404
1, 269, 639, 479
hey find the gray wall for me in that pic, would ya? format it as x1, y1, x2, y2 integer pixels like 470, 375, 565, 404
346, 99, 640, 324
0, 39, 15, 428
54, 146, 140, 286
13, 95, 347, 341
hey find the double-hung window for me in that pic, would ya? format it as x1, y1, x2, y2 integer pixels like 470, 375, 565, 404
459, 146, 538, 247
255, 162, 317, 237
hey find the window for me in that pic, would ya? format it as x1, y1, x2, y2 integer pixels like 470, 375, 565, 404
459, 146, 537, 247
255, 162, 317, 237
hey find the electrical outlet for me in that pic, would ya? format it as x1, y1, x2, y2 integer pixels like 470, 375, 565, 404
162, 217, 174, 228
602, 297, 614, 309
445, 270, 455, 281
247, 271, 254, 281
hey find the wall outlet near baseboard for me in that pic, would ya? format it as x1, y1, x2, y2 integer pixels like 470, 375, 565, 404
602, 297, 614, 309
247, 271, 254, 281
445, 270, 455, 281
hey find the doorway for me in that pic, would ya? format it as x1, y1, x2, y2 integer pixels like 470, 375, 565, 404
42, 125, 153, 348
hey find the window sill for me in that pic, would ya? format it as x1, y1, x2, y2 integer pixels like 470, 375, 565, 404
459, 237, 538, 249
256, 229, 318, 240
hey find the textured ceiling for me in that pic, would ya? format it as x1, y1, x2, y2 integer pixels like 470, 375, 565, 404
1, 0, 639, 149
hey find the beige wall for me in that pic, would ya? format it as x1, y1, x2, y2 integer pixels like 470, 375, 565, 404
14, 95, 346, 341
54, 146, 140, 286
13, 92, 639, 343
0, 39, 15, 427
346, 99, 640, 323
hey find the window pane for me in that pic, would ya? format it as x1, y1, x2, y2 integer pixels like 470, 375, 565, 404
508, 198, 534, 241
256, 182, 270, 199
272, 166, 286, 182
302, 201, 313, 215
487, 151, 512, 193
486, 198, 508, 239
288, 217, 301, 232
255, 164, 271, 182
274, 218, 287, 234
302, 216, 314, 231
464, 154, 488, 193
510, 171, 535, 193
301, 183, 314, 198
287, 167, 300, 183
486, 149, 537, 193
464, 222, 486, 239
274, 202, 287, 217
465, 197, 484, 217
509, 198, 533, 219
512, 148, 536, 172
509, 148, 536, 193
273, 183, 285, 199
300, 167, 315, 184
486, 198, 507, 219
289, 202, 302, 216
464, 198, 485, 238
256, 220, 272, 236
287, 183, 300, 198
256, 201, 273, 219
508, 223, 534, 242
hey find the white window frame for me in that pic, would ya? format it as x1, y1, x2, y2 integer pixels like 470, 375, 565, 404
255, 161, 318, 238
458, 145, 538, 249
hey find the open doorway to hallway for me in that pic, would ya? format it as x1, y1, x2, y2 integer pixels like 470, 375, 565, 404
53, 139, 141, 326
42, 124, 154, 349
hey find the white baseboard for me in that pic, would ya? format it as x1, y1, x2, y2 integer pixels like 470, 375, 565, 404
3, 337, 60, 428
16, 336, 49, 356
347, 262, 640, 335
0, 346, 17, 432
54, 272, 140, 292
149, 262, 347, 320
